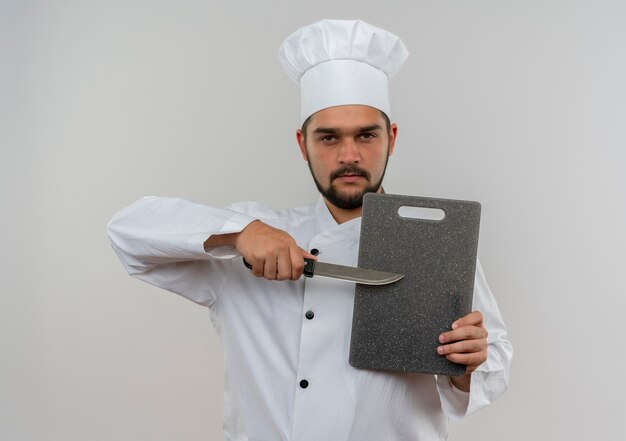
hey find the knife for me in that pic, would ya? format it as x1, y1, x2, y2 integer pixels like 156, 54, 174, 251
243, 257, 403, 285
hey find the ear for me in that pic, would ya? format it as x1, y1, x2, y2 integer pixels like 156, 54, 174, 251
296, 129, 308, 161
388, 123, 398, 156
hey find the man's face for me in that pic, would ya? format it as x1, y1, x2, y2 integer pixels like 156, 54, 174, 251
296, 105, 397, 210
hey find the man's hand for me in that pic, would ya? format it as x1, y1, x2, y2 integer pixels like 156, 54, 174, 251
234, 220, 316, 281
437, 310, 488, 392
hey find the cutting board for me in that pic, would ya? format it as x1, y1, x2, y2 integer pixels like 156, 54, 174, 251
349, 193, 481, 376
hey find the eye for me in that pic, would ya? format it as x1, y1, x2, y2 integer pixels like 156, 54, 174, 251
358, 132, 376, 140
319, 135, 337, 143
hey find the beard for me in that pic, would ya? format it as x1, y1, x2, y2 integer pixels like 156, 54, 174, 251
306, 152, 390, 210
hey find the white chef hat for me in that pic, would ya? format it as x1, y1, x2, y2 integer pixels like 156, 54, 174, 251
279, 19, 409, 124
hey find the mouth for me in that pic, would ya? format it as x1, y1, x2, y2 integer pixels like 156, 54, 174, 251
330, 166, 371, 184
336, 173, 365, 182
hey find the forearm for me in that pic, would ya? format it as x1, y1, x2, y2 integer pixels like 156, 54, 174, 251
203, 219, 269, 251
437, 260, 513, 419
449, 373, 471, 392
204, 232, 239, 250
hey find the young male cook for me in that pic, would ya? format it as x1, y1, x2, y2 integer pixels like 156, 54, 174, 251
108, 19, 512, 441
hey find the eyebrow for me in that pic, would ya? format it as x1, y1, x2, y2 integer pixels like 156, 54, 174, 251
312, 124, 383, 135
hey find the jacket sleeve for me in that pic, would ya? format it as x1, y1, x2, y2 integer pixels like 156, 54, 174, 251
435, 259, 513, 420
106, 196, 257, 307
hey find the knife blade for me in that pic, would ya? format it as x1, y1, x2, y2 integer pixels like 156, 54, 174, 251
243, 257, 403, 285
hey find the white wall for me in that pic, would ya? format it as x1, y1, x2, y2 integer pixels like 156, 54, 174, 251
2, 1, 624, 439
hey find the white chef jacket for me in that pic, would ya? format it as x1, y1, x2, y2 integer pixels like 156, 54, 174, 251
107, 195, 512, 441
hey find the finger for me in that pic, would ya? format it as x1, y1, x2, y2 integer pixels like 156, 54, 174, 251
437, 339, 486, 356
303, 250, 318, 260
445, 351, 487, 367
263, 254, 277, 280
248, 257, 264, 277
439, 325, 488, 344
276, 250, 292, 281
290, 245, 306, 280
451, 310, 483, 330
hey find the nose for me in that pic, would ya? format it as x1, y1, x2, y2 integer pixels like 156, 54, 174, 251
337, 139, 361, 164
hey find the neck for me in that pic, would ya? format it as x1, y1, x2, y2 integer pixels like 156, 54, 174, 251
323, 186, 385, 224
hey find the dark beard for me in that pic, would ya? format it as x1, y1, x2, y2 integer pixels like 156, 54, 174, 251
306, 156, 389, 210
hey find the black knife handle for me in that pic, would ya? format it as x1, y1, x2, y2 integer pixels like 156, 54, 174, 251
242, 258, 253, 269
303, 257, 315, 278
243, 257, 316, 278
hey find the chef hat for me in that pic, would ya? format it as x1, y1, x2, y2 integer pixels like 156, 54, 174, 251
279, 19, 409, 124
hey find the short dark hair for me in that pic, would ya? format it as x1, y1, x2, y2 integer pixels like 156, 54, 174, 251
301, 110, 391, 142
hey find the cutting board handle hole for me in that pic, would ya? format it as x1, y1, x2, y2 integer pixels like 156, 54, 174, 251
398, 206, 445, 221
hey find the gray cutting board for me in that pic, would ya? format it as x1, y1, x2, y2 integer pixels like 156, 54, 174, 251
349, 193, 481, 376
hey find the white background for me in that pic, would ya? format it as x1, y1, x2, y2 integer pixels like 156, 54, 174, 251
2, 0, 625, 439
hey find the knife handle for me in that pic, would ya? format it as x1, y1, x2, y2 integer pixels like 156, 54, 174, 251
303, 257, 315, 278
242, 257, 316, 278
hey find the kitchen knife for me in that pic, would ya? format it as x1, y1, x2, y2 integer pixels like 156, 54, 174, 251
243, 257, 403, 285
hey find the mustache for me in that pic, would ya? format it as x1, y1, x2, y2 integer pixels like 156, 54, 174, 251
330, 165, 371, 182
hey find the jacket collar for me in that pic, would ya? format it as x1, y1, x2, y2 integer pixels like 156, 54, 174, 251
314, 195, 362, 236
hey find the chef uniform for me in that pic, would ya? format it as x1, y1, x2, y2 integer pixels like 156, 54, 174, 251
107, 19, 512, 441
